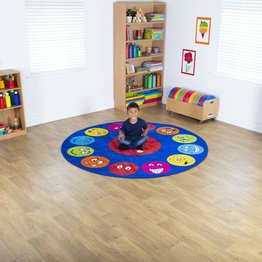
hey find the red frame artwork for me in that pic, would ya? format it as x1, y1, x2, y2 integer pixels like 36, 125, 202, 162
181, 49, 196, 76
195, 17, 211, 45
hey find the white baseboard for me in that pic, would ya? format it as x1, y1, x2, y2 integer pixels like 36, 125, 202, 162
162, 100, 262, 133
26, 99, 114, 127
217, 112, 262, 134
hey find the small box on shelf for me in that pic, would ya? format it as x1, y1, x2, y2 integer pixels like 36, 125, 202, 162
145, 13, 165, 22
144, 28, 165, 39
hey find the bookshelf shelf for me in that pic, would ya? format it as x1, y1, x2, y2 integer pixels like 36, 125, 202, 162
0, 87, 21, 93
126, 21, 165, 25
114, 2, 166, 110
0, 105, 23, 112
126, 53, 163, 61
0, 129, 26, 141
126, 69, 163, 77
126, 39, 164, 43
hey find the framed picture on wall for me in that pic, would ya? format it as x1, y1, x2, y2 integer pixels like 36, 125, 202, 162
195, 17, 211, 45
181, 49, 196, 76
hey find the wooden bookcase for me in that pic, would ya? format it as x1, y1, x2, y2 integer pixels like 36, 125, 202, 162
0, 69, 26, 140
114, 2, 166, 110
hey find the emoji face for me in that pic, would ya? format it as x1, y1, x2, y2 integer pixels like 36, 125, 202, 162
177, 144, 204, 155
172, 134, 197, 143
156, 126, 180, 135
85, 128, 108, 137
81, 156, 109, 168
142, 161, 171, 175
70, 136, 95, 145
107, 123, 122, 132
109, 162, 138, 175
67, 146, 94, 157
167, 154, 195, 166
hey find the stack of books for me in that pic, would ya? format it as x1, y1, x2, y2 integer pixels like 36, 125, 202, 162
142, 61, 163, 72
139, 90, 162, 104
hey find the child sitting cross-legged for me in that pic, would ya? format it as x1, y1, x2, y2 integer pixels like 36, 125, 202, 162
118, 102, 149, 153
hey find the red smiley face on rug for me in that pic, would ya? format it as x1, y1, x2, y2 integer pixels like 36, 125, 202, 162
109, 162, 139, 175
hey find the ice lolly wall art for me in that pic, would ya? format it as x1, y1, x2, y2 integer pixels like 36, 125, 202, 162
195, 17, 211, 45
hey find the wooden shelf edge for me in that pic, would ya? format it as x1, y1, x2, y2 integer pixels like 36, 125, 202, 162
126, 53, 163, 61
0, 87, 21, 93
0, 105, 23, 112
0, 129, 27, 141
126, 39, 164, 43
126, 21, 165, 25
0, 69, 20, 76
126, 69, 163, 77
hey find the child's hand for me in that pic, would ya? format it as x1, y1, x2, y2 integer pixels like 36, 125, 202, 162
119, 133, 125, 140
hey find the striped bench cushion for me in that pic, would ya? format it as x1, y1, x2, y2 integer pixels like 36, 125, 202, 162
168, 87, 216, 107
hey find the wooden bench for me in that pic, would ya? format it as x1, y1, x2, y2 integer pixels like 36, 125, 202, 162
166, 87, 219, 122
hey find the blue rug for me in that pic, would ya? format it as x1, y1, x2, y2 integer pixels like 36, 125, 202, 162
61, 122, 208, 178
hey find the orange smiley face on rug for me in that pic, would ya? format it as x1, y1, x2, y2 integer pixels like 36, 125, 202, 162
156, 126, 180, 135
81, 156, 110, 168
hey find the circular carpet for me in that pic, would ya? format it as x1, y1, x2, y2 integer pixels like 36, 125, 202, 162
61, 122, 208, 178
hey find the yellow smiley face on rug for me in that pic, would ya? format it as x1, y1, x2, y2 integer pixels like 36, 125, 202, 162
85, 128, 108, 137
167, 154, 195, 166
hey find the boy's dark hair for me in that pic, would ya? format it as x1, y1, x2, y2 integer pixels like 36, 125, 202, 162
127, 102, 140, 111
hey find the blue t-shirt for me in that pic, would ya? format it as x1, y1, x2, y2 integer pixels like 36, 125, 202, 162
121, 118, 148, 141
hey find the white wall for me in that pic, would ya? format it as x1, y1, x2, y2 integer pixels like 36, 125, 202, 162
164, 0, 262, 133
0, 0, 114, 127
1, 0, 261, 133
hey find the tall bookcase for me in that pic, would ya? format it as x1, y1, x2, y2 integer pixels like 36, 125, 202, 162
0, 69, 26, 140
114, 2, 166, 110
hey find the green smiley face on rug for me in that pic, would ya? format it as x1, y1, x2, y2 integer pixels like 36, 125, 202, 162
172, 134, 197, 143
67, 146, 94, 157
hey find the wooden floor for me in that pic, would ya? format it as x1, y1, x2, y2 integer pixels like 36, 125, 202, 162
0, 105, 262, 261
